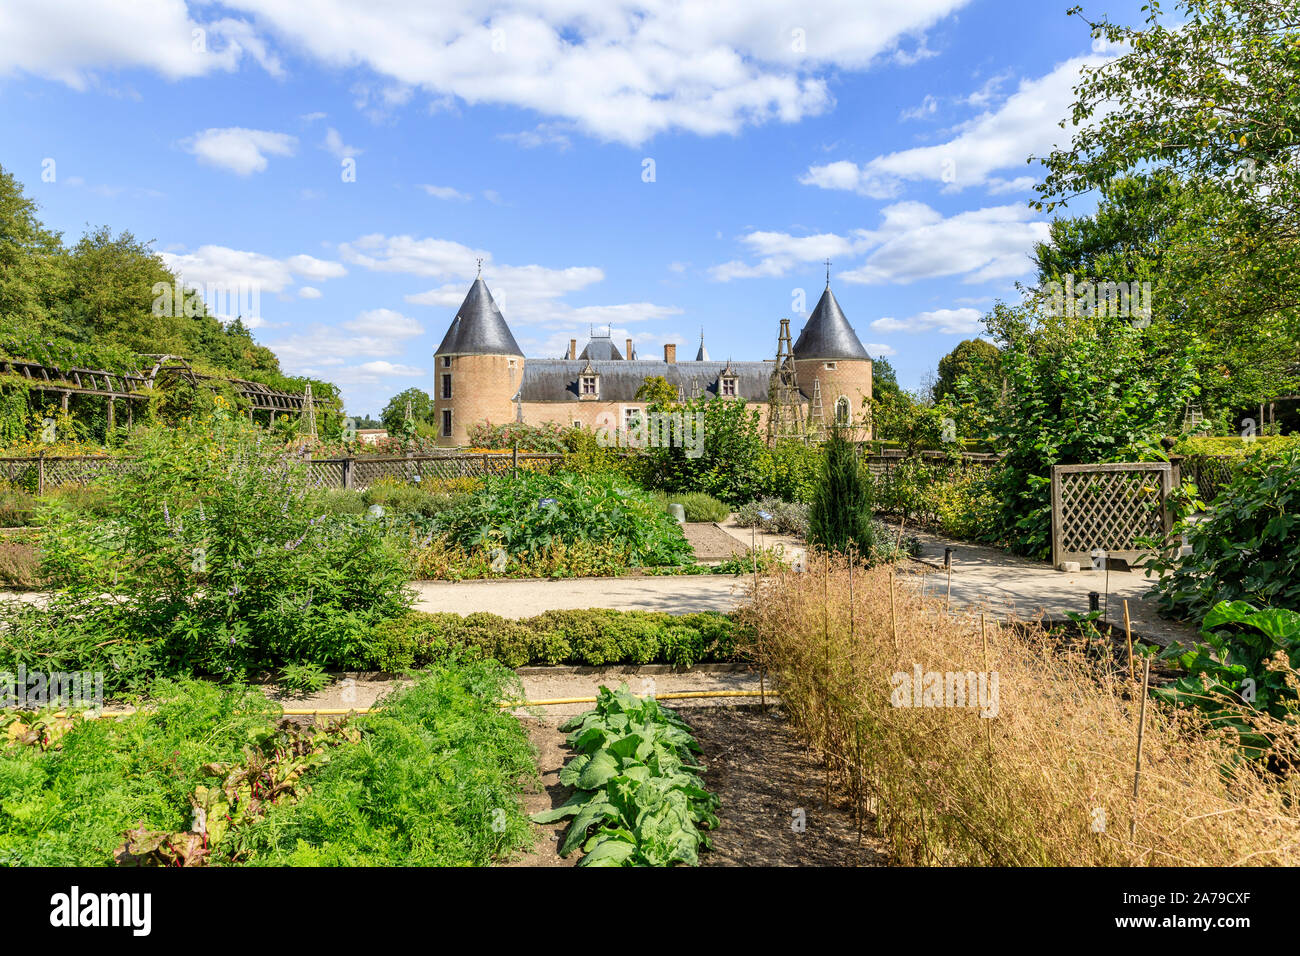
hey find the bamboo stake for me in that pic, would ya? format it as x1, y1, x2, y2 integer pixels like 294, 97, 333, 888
890, 566, 899, 651
1130, 654, 1152, 842
1123, 599, 1135, 682
981, 614, 994, 789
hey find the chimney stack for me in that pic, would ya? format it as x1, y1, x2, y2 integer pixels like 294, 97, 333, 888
626, 338, 634, 360
664, 343, 676, 364
569, 338, 577, 360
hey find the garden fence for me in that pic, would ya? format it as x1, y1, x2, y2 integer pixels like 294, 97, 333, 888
1050, 462, 1174, 569
0, 451, 565, 494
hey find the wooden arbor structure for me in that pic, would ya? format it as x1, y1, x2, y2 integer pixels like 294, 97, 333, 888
0, 352, 331, 435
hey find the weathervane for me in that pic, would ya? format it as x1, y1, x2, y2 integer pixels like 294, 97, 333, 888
825, 258, 831, 287
476, 257, 483, 277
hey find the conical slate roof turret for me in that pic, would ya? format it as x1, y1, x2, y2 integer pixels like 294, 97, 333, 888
436, 276, 524, 357
792, 282, 871, 361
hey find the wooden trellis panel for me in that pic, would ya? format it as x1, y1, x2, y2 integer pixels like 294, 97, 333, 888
1051, 462, 1173, 569
1176, 455, 1236, 504
0, 452, 566, 492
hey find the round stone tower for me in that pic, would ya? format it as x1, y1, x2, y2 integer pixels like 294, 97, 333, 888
792, 279, 874, 436
433, 275, 524, 447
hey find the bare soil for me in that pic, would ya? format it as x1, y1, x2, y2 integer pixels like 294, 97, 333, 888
683, 521, 749, 561
505, 703, 889, 867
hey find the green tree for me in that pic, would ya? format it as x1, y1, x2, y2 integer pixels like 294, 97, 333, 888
380, 388, 435, 437
979, 303, 1204, 557
808, 426, 875, 557
635, 375, 678, 406
0, 165, 67, 340
871, 356, 903, 404
1035, 0, 1300, 404
935, 339, 1000, 402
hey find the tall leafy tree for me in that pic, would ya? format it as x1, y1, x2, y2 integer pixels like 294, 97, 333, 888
1035, 0, 1300, 401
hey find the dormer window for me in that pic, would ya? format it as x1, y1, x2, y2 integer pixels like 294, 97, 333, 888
718, 360, 739, 399
579, 361, 600, 399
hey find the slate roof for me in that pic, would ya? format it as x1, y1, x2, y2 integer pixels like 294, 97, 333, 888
517, 359, 775, 403
435, 278, 524, 357
793, 285, 871, 361
578, 336, 624, 361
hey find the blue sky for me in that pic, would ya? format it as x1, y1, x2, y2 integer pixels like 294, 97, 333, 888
0, 0, 1145, 416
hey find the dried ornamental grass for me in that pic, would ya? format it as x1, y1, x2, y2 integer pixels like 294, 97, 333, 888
736, 552, 1300, 866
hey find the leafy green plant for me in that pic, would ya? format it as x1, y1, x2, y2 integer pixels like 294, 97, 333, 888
361, 609, 741, 672
531, 684, 719, 866
0, 658, 536, 867
3, 412, 413, 693
279, 662, 330, 695
1147, 445, 1300, 618
1153, 601, 1300, 757
650, 490, 730, 523
428, 471, 692, 567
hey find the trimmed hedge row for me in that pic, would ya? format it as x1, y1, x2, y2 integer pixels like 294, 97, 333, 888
362, 608, 743, 671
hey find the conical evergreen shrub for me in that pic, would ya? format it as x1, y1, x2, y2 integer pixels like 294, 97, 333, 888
807, 426, 875, 558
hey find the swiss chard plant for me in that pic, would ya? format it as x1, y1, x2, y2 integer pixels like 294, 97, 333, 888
531, 684, 719, 866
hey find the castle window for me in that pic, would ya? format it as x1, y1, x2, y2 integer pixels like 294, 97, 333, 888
441, 409, 453, 437
441, 373, 452, 399
720, 377, 737, 398
623, 406, 643, 430
442, 356, 451, 368
835, 396, 851, 425
581, 375, 599, 397
824, 362, 837, 370
573, 420, 582, 429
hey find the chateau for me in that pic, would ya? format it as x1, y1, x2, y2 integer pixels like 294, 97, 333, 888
431, 272, 874, 447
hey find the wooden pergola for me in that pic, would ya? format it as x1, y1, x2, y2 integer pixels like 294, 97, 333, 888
0, 353, 331, 433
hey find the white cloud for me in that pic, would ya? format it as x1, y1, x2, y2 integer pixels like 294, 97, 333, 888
298, 286, 322, 299
802, 53, 1112, 195
708, 202, 1046, 287
865, 342, 897, 356
899, 94, 938, 121
343, 308, 424, 338
3, 1, 986, 145
285, 254, 347, 281
343, 232, 679, 328
182, 127, 297, 175
498, 123, 572, 150
871, 307, 984, 335
321, 127, 362, 159
0, 1, 281, 87
839, 201, 1048, 285
419, 184, 472, 201
160, 245, 346, 296
709, 230, 869, 281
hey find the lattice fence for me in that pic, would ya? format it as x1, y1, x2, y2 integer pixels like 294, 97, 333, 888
0, 452, 565, 493
1051, 462, 1173, 568
1176, 455, 1236, 504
